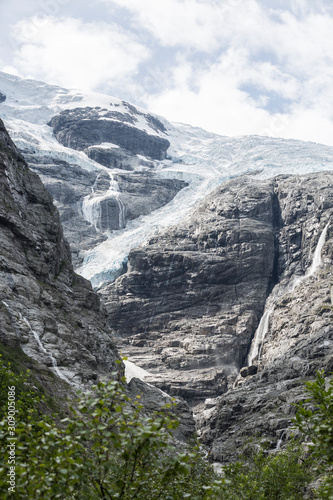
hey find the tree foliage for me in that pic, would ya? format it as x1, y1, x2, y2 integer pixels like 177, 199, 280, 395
1, 358, 332, 499
0, 358, 217, 499
294, 370, 333, 498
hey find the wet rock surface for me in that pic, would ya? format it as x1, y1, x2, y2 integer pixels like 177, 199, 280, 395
0, 118, 120, 385
102, 172, 333, 423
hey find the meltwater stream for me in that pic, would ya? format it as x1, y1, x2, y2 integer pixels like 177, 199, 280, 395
82, 172, 126, 232
248, 221, 330, 366
22, 317, 72, 384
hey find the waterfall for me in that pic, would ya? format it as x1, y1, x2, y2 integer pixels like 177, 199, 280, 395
304, 222, 329, 279
117, 195, 126, 229
124, 360, 152, 382
247, 308, 274, 366
248, 221, 330, 367
82, 171, 126, 231
22, 317, 72, 384
276, 430, 286, 450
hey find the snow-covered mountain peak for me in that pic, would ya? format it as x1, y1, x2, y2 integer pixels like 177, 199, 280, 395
1, 71, 333, 288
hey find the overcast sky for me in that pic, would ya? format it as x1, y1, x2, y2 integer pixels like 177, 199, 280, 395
1, 0, 333, 145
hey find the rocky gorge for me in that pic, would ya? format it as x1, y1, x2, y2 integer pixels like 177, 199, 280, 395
0, 71, 333, 464
103, 173, 332, 424
0, 117, 195, 439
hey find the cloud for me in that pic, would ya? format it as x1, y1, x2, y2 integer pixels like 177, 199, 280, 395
6, 15, 149, 91
100, 0, 333, 144
3, 0, 333, 146
102, 0, 263, 52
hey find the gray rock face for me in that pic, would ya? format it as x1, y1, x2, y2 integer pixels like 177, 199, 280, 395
116, 173, 187, 222
0, 118, 120, 385
0, 92, 6, 103
102, 177, 280, 403
48, 107, 170, 160
0, 119, 196, 438
102, 173, 333, 416
127, 378, 195, 443
23, 154, 186, 268
198, 252, 332, 462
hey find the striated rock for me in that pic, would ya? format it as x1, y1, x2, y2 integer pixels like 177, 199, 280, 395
197, 174, 333, 462
0, 118, 196, 438
24, 154, 187, 267
127, 378, 195, 442
102, 177, 280, 403
0, 118, 120, 385
103, 173, 333, 412
116, 172, 187, 222
48, 107, 170, 160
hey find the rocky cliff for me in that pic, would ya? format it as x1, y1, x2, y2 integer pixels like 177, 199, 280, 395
198, 173, 333, 461
102, 173, 332, 426
0, 118, 195, 439
0, 117, 119, 385
48, 106, 170, 161
20, 104, 186, 269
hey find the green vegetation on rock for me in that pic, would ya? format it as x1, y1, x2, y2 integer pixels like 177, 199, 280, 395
0, 359, 332, 499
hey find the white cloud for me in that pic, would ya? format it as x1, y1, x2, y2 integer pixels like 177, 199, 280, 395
103, 0, 262, 52
6, 16, 149, 91
3, 0, 333, 146
100, 0, 333, 144
144, 49, 271, 136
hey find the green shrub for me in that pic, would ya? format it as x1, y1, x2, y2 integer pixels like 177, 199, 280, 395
217, 442, 313, 500
1, 358, 330, 499
0, 360, 217, 499
294, 370, 333, 498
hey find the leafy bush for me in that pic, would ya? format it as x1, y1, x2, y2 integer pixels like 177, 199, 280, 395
0, 359, 217, 499
1, 357, 331, 499
294, 370, 333, 498
217, 442, 314, 500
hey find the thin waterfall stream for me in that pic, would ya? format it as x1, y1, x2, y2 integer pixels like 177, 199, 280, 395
248, 221, 330, 367
22, 317, 72, 384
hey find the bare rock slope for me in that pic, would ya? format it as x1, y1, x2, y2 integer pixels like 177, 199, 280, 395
103, 173, 333, 422
0, 117, 119, 385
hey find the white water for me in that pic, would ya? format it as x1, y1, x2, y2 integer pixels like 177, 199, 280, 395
22, 317, 72, 384
82, 172, 126, 232
304, 222, 330, 278
124, 360, 152, 383
247, 308, 274, 366
276, 430, 286, 451
248, 221, 330, 366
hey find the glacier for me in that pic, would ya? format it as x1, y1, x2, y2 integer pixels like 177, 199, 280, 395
1, 70, 333, 289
